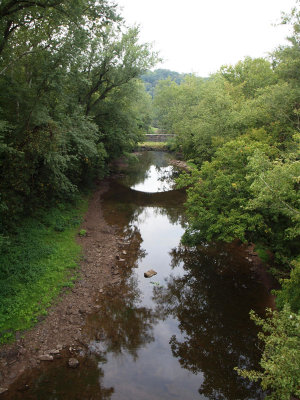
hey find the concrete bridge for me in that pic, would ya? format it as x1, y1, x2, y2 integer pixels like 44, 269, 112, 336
143, 134, 175, 142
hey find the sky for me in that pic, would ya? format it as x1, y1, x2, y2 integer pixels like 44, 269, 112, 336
116, 0, 296, 77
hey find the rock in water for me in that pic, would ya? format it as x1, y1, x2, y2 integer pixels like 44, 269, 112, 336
38, 354, 53, 361
144, 269, 157, 278
68, 358, 79, 368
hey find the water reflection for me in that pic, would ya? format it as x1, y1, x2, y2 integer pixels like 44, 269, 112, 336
153, 244, 267, 400
87, 278, 158, 361
5, 357, 114, 400
121, 152, 178, 193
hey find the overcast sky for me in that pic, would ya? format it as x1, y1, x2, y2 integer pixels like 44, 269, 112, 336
116, 0, 295, 76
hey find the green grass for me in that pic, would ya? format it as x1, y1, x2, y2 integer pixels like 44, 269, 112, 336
138, 141, 168, 149
0, 198, 89, 343
149, 126, 159, 133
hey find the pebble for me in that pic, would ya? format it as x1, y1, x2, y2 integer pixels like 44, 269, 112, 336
38, 354, 53, 361
144, 269, 157, 278
68, 358, 79, 368
49, 349, 60, 355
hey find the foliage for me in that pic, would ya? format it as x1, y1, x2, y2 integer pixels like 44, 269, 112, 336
0, 0, 157, 228
95, 79, 153, 158
236, 305, 300, 400
154, 72, 253, 163
178, 130, 299, 263
276, 258, 300, 313
140, 68, 190, 98
220, 57, 277, 98
0, 198, 88, 343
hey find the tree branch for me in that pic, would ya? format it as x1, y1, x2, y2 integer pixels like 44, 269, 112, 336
0, 45, 50, 75
0, 0, 63, 18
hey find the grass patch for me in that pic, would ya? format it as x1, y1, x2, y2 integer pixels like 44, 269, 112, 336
0, 198, 89, 343
138, 141, 168, 150
149, 126, 159, 133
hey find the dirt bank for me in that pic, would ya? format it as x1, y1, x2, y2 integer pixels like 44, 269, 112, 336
0, 181, 122, 394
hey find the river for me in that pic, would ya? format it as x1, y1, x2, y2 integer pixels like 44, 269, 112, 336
6, 151, 273, 399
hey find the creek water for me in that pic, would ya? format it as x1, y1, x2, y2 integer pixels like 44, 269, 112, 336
7, 151, 273, 399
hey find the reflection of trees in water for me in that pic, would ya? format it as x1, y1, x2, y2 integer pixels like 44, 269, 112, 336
7, 356, 114, 400
88, 275, 158, 361
154, 206, 186, 227
153, 245, 267, 400
121, 152, 163, 187
155, 164, 181, 190
122, 217, 147, 269
121, 151, 180, 191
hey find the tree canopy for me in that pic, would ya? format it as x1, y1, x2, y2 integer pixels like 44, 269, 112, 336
140, 68, 191, 98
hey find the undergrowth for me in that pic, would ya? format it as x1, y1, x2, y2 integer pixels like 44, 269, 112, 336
0, 198, 88, 343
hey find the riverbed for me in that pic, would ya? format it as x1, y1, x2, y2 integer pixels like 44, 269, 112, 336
3, 151, 273, 399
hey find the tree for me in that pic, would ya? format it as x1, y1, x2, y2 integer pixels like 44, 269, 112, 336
236, 306, 300, 400
220, 57, 277, 98
141, 68, 189, 98
0, 0, 157, 227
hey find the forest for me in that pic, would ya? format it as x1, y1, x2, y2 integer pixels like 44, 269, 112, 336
0, 0, 299, 399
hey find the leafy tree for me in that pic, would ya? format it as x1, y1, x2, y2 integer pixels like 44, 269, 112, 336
177, 134, 277, 243
276, 258, 300, 312
236, 306, 300, 400
0, 0, 157, 227
95, 79, 153, 158
141, 68, 189, 98
220, 57, 277, 98
154, 75, 242, 163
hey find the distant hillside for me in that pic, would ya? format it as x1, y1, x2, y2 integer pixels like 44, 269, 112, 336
140, 69, 189, 97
